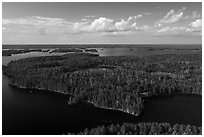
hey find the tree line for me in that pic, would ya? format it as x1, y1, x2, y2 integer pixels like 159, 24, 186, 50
68, 122, 202, 135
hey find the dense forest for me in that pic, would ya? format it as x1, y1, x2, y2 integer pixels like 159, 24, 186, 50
69, 122, 202, 135
3, 52, 202, 116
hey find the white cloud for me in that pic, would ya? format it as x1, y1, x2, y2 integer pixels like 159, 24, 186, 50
3, 15, 149, 36
101, 31, 133, 36
73, 17, 115, 33
115, 17, 136, 31
187, 19, 202, 32
189, 19, 202, 29
155, 7, 188, 27
3, 16, 74, 35
81, 18, 88, 21
85, 15, 95, 18
89, 17, 115, 32
115, 15, 142, 31
157, 26, 186, 33
156, 19, 202, 36
73, 21, 89, 32
73, 15, 147, 34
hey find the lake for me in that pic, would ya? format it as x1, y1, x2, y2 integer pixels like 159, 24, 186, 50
2, 48, 202, 135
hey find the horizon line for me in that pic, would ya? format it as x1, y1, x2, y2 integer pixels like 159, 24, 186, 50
2, 43, 202, 45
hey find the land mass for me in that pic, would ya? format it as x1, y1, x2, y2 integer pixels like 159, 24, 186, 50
3, 52, 201, 116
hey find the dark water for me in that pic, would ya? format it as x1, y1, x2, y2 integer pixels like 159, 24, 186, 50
2, 47, 202, 135
139, 96, 202, 125
2, 74, 202, 135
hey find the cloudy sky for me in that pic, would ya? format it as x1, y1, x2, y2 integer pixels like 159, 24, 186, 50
2, 2, 202, 44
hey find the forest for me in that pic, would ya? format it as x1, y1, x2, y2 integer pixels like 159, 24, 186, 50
3, 52, 202, 116
69, 122, 202, 135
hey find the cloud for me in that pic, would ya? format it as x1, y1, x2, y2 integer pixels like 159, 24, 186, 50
155, 19, 202, 36
85, 15, 95, 18
73, 15, 147, 34
3, 16, 72, 26
115, 15, 142, 31
186, 19, 202, 32
89, 17, 115, 32
157, 26, 186, 33
155, 7, 188, 27
155, 27, 201, 37
73, 21, 90, 33
73, 17, 116, 33
81, 18, 88, 21
115, 16, 137, 31
189, 19, 202, 28
3, 15, 149, 36
101, 31, 133, 36
3, 16, 74, 35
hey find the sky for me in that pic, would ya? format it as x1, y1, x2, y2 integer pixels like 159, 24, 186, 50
2, 2, 202, 44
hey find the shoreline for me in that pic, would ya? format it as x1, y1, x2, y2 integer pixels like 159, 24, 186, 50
86, 101, 141, 116
7, 76, 201, 117
8, 81, 141, 116
9, 82, 69, 95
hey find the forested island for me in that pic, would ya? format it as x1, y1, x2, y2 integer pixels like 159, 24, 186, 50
3, 52, 202, 117
69, 122, 202, 135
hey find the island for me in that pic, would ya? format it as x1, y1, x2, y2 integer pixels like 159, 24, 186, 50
3, 52, 201, 117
